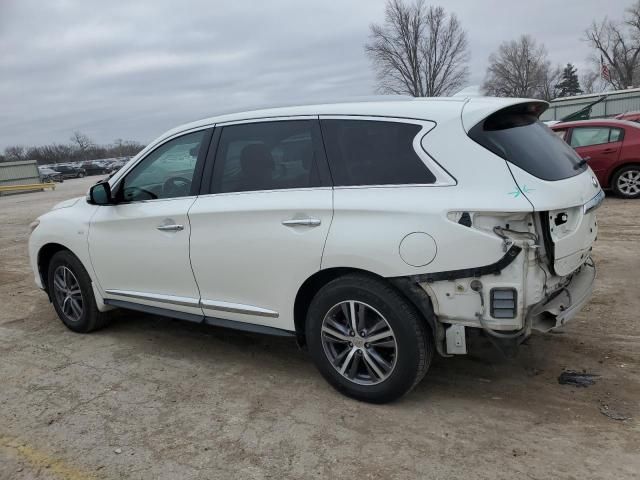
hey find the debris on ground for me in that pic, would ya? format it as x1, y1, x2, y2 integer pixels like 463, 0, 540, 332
558, 370, 598, 388
114, 448, 122, 454
599, 400, 632, 422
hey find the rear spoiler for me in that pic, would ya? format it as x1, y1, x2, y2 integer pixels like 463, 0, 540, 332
461, 98, 548, 133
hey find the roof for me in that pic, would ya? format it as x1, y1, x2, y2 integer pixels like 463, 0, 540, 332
551, 118, 640, 129
0, 160, 38, 167
615, 111, 640, 118
158, 96, 546, 142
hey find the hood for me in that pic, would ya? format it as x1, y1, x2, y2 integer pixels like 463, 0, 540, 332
51, 196, 83, 210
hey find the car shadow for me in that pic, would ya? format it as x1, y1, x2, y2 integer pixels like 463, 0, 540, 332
102, 310, 560, 403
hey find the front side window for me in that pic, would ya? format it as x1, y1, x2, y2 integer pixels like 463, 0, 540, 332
320, 120, 435, 186
211, 120, 321, 193
119, 130, 206, 201
570, 127, 614, 148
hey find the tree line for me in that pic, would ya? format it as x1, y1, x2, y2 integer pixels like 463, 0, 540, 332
0, 131, 144, 164
367, 0, 639, 100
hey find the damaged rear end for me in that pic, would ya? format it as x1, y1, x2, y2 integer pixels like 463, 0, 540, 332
423, 99, 602, 355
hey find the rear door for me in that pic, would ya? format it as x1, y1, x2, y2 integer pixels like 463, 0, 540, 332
188, 118, 333, 331
569, 126, 623, 181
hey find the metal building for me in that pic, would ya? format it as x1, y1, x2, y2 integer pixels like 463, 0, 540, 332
541, 87, 640, 121
0, 160, 42, 196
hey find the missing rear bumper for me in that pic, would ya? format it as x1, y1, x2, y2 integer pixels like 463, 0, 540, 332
529, 261, 596, 332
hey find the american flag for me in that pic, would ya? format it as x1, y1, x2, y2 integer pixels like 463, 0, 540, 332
601, 55, 611, 82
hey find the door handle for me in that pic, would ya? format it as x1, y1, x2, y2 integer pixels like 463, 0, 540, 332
602, 149, 616, 154
157, 224, 184, 232
282, 218, 321, 227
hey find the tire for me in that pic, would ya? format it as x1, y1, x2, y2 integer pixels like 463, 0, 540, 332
611, 165, 640, 199
306, 274, 433, 403
47, 250, 112, 333
78, 172, 85, 178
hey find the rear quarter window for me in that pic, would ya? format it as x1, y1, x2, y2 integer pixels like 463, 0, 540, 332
320, 120, 435, 186
469, 107, 586, 181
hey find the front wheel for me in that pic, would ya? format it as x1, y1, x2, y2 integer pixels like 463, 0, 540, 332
612, 166, 640, 199
306, 274, 433, 403
48, 250, 112, 333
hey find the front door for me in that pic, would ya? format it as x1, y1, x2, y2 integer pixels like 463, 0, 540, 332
188, 119, 333, 330
89, 129, 211, 317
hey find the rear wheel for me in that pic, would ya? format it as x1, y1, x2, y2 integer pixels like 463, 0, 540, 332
612, 165, 640, 199
78, 172, 85, 178
47, 250, 112, 332
306, 274, 432, 403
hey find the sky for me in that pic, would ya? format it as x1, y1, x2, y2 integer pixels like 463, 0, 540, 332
0, 0, 623, 150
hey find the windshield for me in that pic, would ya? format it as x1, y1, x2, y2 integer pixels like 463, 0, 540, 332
469, 108, 587, 181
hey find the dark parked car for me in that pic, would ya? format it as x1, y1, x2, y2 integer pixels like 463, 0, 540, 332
81, 161, 110, 176
106, 159, 128, 173
38, 167, 64, 183
551, 119, 640, 198
52, 164, 86, 179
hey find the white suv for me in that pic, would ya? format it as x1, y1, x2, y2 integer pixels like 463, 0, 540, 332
29, 97, 602, 403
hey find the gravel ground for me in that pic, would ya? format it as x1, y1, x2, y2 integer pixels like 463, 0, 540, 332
0, 177, 639, 479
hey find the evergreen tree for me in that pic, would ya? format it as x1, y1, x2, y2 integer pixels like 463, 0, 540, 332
555, 63, 583, 97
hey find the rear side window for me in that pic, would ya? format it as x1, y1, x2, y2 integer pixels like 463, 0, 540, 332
570, 127, 623, 147
469, 107, 586, 181
211, 120, 322, 193
320, 120, 435, 186
610, 128, 624, 142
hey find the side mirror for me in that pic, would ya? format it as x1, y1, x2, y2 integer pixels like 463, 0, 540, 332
87, 181, 113, 205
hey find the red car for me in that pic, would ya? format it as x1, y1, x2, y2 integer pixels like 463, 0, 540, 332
615, 111, 640, 123
551, 119, 640, 198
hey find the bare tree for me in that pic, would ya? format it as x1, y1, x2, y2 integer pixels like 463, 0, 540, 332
580, 70, 609, 94
366, 0, 469, 97
539, 65, 563, 101
70, 131, 94, 153
585, 1, 640, 90
3, 145, 27, 162
482, 35, 560, 100
2, 139, 144, 165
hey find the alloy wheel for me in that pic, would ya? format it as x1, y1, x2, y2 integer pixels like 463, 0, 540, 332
321, 300, 397, 385
52, 266, 84, 322
617, 169, 640, 196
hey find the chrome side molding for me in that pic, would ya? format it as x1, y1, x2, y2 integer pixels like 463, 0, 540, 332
104, 289, 200, 307
200, 299, 279, 318
104, 289, 279, 318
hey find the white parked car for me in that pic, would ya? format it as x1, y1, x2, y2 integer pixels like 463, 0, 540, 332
29, 97, 602, 403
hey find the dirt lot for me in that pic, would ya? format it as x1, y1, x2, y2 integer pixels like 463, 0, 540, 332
0, 177, 638, 479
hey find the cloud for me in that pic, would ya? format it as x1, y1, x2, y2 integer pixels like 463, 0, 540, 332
0, 0, 616, 149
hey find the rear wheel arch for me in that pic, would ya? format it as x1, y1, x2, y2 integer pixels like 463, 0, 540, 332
293, 267, 437, 349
